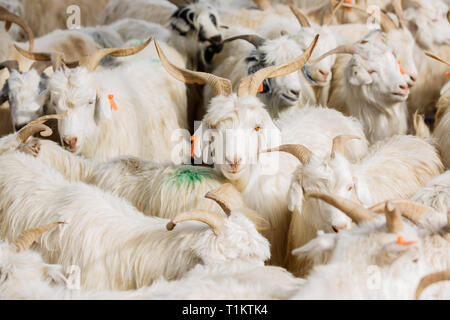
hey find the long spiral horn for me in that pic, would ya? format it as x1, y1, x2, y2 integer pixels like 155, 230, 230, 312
15, 222, 65, 252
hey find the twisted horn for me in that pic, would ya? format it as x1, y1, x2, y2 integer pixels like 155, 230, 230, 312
78, 37, 153, 72
331, 135, 360, 159
0, 6, 34, 51
262, 144, 312, 165
425, 52, 450, 67
154, 39, 232, 97
222, 34, 266, 49
15, 222, 65, 252
0, 60, 19, 73
204, 184, 234, 216
166, 210, 225, 233
392, 0, 406, 28
290, 5, 311, 27
17, 124, 52, 143
308, 43, 356, 66
306, 191, 376, 224
237, 34, 319, 97
369, 200, 431, 225
415, 270, 450, 300
385, 202, 403, 233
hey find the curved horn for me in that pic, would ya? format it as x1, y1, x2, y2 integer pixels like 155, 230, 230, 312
324, 0, 345, 26
392, 0, 406, 28
154, 40, 232, 97
369, 200, 431, 225
20, 113, 67, 131
0, 6, 34, 51
308, 43, 356, 66
331, 135, 360, 159
290, 5, 311, 27
222, 34, 266, 49
13, 46, 67, 71
262, 144, 312, 165
237, 34, 319, 97
78, 37, 153, 72
15, 222, 65, 252
384, 202, 403, 233
254, 0, 272, 10
204, 184, 234, 216
306, 191, 376, 224
17, 124, 52, 143
166, 210, 225, 232
0, 60, 19, 73
415, 270, 450, 300
425, 52, 450, 67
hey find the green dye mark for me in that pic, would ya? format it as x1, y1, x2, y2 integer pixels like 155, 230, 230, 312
165, 168, 213, 186
131, 40, 160, 64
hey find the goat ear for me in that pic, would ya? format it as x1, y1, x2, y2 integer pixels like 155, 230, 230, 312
348, 64, 372, 86
95, 91, 112, 122
288, 178, 304, 213
0, 82, 10, 105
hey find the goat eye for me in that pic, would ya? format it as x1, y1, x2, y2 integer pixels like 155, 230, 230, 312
348, 185, 353, 191
209, 14, 217, 26
254, 126, 261, 132
368, 70, 377, 74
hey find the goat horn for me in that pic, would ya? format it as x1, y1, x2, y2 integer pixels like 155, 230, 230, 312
254, 0, 272, 10
79, 37, 153, 72
415, 270, 450, 300
290, 5, 311, 27
154, 39, 232, 97
331, 135, 360, 159
308, 43, 356, 66
204, 184, 234, 216
369, 200, 431, 225
20, 112, 67, 131
0, 6, 34, 51
306, 191, 376, 224
425, 52, 450, 67
324, 0, 345, 25
385, 202, 403, 233
238, 34, 319, 97
17, 124, 52, 143
392, 0, 406, 28
15, 222, 65, 252
222, 34, 266, 49
14, 46, 67, 71
262, 144, 312, 165
166, 210, 225, 232
0, 60, 19, 73
30, 61, 53, 75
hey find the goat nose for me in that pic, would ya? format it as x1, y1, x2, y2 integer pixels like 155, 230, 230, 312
409, 75, 417, 83
318, 69, 329, 78
332, 224, 348, 233
289, 90, 300, 98
63, 137, 77, 150
399, 84, 408, 91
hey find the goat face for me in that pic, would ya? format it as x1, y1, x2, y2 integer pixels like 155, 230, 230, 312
49, 68, 110, 154
204, 95, 280, 183
296, 27, 337, 86
290, 154, 355, 233
170, 2, 224, 65
345, 41, 409, 106
403, 1, 450, 50
5, 70, 50, 131
245, 37, 304, 117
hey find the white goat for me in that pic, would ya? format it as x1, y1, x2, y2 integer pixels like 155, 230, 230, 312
321, 39, 411, 144
154, 38, 369, 266
267, 134, 443, 275
16, 39, 190, 162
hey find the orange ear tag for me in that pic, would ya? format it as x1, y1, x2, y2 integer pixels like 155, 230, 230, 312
190, 136, 197, 157
345, 0, 352, 12
445, 71, 450, 82
396, 235, 417, 246
108, 94, 119, 111
258, 82, 264, 93
398, 60, 406, 75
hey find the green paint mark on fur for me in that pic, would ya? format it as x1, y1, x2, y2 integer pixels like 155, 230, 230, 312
165, 168, 214, 186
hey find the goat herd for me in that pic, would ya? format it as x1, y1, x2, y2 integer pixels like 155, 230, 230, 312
0, 0, 449, 300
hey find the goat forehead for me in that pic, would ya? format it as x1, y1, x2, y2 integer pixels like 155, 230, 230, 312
260, 38, 303, 65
